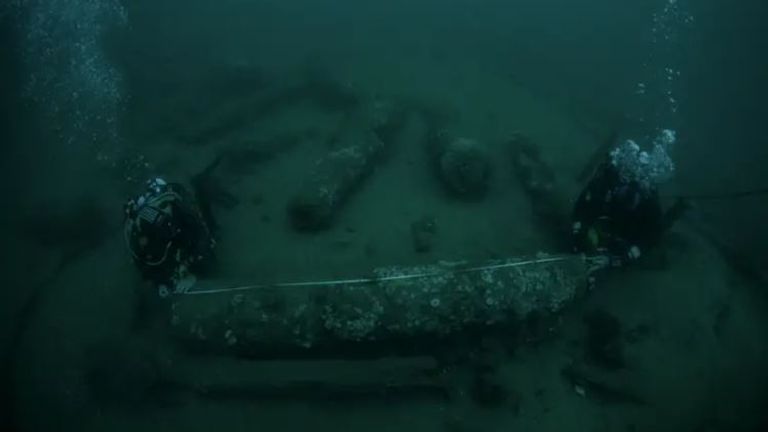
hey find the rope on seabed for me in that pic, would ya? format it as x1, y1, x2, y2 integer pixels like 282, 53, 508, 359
182, 254, 610, 296
665, 186, 768, 201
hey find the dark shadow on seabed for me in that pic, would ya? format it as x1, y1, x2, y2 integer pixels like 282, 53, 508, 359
0, 9, 34, 430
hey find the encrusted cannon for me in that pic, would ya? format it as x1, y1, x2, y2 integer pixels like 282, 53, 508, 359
169, 254, 604, 357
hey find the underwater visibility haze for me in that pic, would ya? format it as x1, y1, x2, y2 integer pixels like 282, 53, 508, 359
1, 0, 768, 431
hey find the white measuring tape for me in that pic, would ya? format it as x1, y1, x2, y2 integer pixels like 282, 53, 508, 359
182, 254, 608, 296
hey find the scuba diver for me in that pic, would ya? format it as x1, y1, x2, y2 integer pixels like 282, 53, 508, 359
571, 154, 664, 265
513, 129, 680, 266
124, 177, 216, 296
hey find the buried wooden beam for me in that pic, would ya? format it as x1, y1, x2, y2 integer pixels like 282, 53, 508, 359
167, 356, 448, 402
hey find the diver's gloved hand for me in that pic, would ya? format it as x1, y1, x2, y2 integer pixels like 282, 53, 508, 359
157, 266, 197, 297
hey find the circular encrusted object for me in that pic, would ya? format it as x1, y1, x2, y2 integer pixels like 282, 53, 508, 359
438, 137, 491, 199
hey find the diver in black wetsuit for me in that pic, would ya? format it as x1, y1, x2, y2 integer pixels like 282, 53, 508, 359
512, 131, 681, 266
124, 177, 216, 296
571, 161, 664, 266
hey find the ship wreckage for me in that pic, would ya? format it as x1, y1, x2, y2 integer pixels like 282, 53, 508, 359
121, 73, 642, 405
